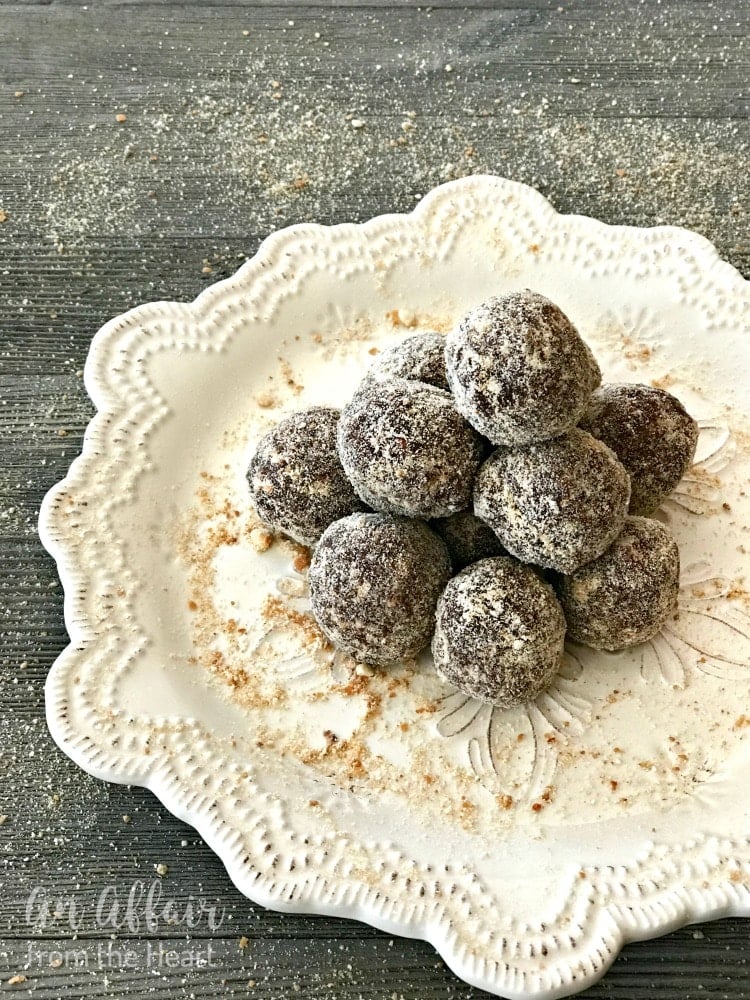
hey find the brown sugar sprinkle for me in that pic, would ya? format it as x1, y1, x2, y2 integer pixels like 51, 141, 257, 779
689, 464, 722, 489
725, 585, 750, 602
248, 524, 274, 553
530, 786, 554, 812
729, 869, 744, 883
368, 346, 380, 355
528, 243, 541, 254
255, 391, 277, 409
609, 779, 619, 791
496, 794, 514, 810
363, 689, 383, 721
621, 336, 652, 362
336, 674, 373, 699
187, 599, 198, 611
261, 595, 325, 649
398, 722, 409, 732
423, 774, 436, 784
308, 799, 320, 808
544, 732, 557, 744
385, 308, 418, 329
348, 686, 383, 725
516, 733, 525, 742
279, 358, 303, 393
638, 760, 654, 770
299, 732, 360, 769
208, 524, 239, 546
202, 649, 248, 691
723, 502, 732, 511
292, 547, 312, 572
387, 675, 409, 693
734, 715, 750, 730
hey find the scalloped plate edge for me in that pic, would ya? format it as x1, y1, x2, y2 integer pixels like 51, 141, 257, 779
38, 175, 750, 999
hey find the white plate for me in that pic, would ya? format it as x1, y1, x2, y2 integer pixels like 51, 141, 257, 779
40, 176, 750, 999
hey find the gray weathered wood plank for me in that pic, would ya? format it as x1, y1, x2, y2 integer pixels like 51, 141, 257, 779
1, 1, 748, 997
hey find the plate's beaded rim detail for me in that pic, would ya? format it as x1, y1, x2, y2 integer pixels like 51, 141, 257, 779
39, 175, 750, 1000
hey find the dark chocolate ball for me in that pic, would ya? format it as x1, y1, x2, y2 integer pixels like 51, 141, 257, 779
432, 556, 566, 707
337, 378, 485, 519
557, 516, 680, 650
579, 383, 699, 515
473, 428, 631, 574
445, 290, 601, 446
367, 331, 449, 390
309, 513, 451, 665
431, 511, 505, 572
247, 407, 368, 545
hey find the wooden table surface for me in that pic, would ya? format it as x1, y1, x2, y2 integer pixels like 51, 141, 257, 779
1, 1, 748, 997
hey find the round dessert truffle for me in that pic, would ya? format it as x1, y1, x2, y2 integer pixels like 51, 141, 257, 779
247, 407, 368, 545
578, 383, 699, 515
337, 378, 484, 519
473, 428, 631, 574
367, 332, 449, 390
445, 290, 601, 446
431, 511, 505, 572
309, 513, 451, 665
557, 516, 679, 650
432, 557, 566, 707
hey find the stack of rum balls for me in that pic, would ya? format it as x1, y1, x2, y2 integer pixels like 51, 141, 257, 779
247, 290, 698, 709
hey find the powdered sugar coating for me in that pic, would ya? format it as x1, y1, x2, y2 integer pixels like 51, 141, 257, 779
432, 556, 566, 707
445, 290, 601, 446
337, 378, 485, 518
431, 511, 506, 571
474, 428, 631, 574
247, 407, 368, 545
367, 331, 449, 389
579, 383, 699, 515
557, 516, 680, 651
309, 513, 451, 665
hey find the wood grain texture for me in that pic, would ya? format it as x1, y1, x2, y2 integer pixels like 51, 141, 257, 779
1, 1, 748, 997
